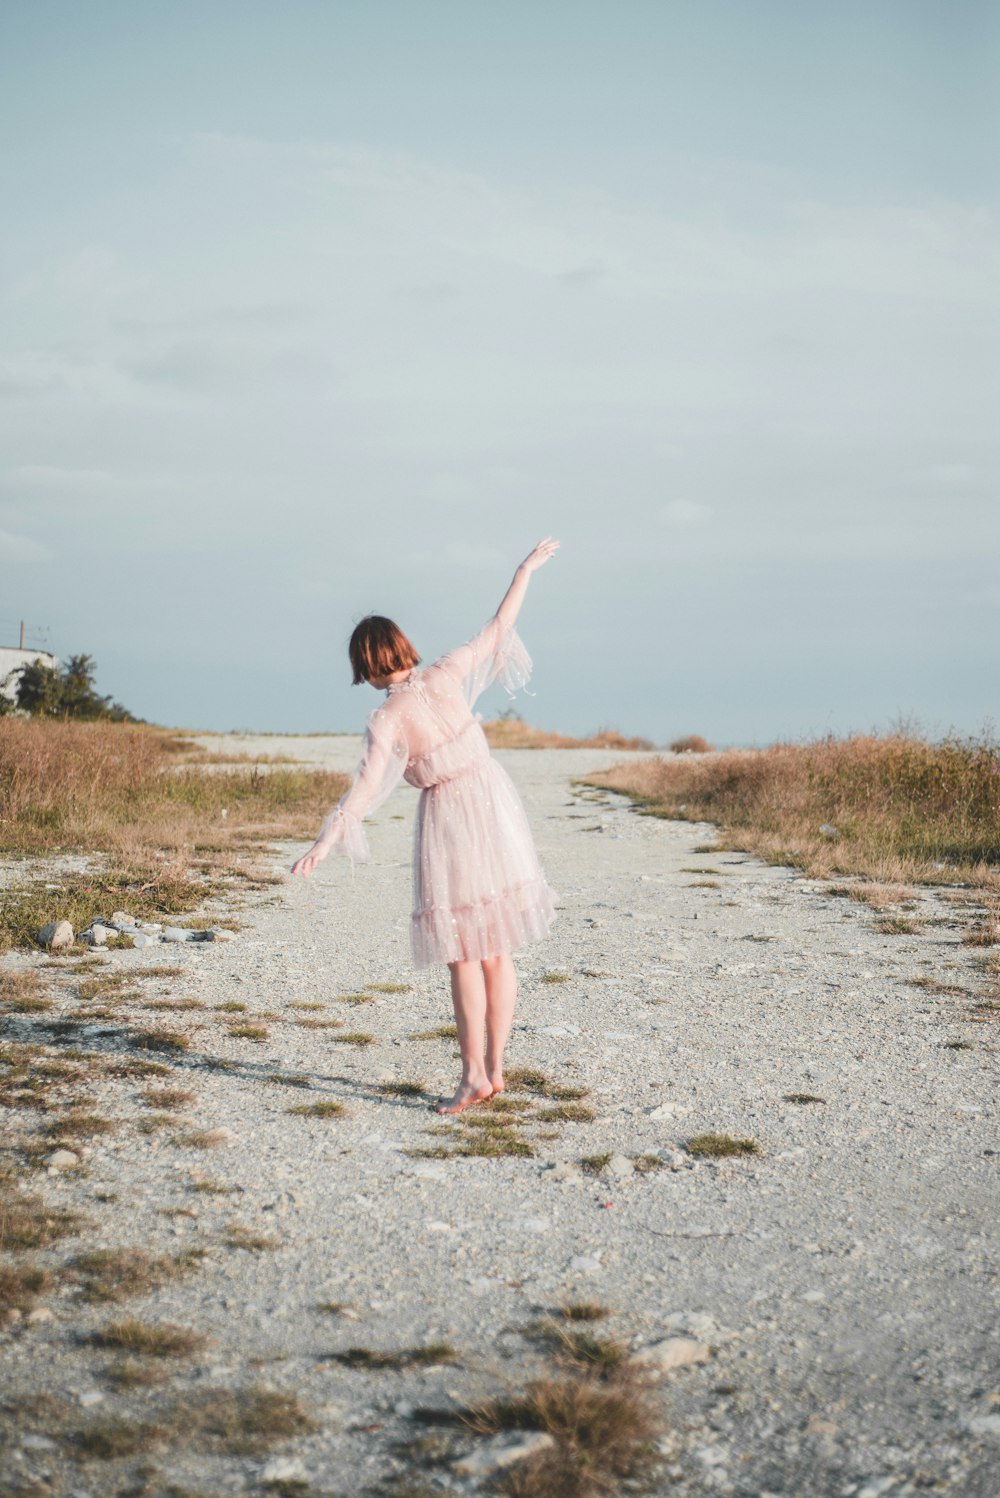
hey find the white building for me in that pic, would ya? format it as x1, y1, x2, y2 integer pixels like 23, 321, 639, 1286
0, 646, 59, 703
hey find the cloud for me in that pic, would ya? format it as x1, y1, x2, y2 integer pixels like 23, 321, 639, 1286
0, 529, 49, 563
660, 500, 713, 530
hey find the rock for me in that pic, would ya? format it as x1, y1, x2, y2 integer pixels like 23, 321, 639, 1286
452, 1431, 555, 1477
544, 1160, 582, 1182
631, 1336, 710, 1373
260, 1456, 309, 1485
22, 1433, 58, 1450
656, 1148, 690, 1170
37, 919, 73, 950
111, 911, 136, 926
646, 1101, 688, 1120
855, 1479, 898, 1498
163, 927, 196, 943
568, 1254, 601, 1274
25, 1306, 54, 1325
818, 823, 839, 839
138, 922, 163, 934
82, 924, 109, 947
210, 927, 238, 942
45, 1149, 79, 1170
663, 1311, 736, 1344
967, 1412, 1000, 1437
77, 1390, 104, 1408
605, 1154, 635, 1178
129, 932, 159, 949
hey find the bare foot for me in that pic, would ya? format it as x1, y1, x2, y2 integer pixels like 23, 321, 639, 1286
487, 1072, 505, 1097
434, 1081, 493, 1115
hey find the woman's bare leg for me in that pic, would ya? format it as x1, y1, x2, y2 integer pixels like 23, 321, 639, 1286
483, 953, 517, 1094
436, 959, 493, 1114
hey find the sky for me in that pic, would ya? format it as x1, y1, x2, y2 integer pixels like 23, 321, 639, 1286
1, 1, 997, 746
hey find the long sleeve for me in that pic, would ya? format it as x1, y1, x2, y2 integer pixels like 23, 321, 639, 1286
437, 615, 533, 709
315, 707, 408, 863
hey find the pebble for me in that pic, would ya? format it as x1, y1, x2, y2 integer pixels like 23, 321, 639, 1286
44, 1149, 79, 1170
646, 1101, 688, 1119
544, 1160, 582, 1181
82, 924, 109, 946
259, 1456, 310, 1484
855, 1479, 898, 1498
452, 1430, 555, 1477
568, 1254, 602, 1274
605, 1154, 635, 1178
966, 1412, 1000, 1437
36, 919, 73, 950
77, 1390, 104, 1408
22, 1434, 58, 1451
129, 932, 159, 949
25, 1307, 54, 1325
631, 1336, 711, 1372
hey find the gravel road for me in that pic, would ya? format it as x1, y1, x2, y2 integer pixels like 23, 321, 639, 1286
3, 738, 998, 1497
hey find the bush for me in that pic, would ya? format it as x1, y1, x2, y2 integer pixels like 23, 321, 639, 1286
669, 734, 714, 754
4, 654, 136, 722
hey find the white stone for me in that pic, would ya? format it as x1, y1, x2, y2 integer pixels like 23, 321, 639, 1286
78, 1390, 104, 1408
210, 927, 238, 941
855, 1479, 898, 1498
163, 926, 196, 942
631, 1336, 710, 1372
646, 1101, 688, 1120
25, 1306, 54, 1325
22, 1433, 58, 1450
37, 919, 73, 950
545, 1160, 582, 1182
605, 1154, 635, 1178
452, 1430, 555, 1477
82, 924, 109, 946
111, 911, 136, 926
663, 1311, 736, 1344
568, 1254, 601, 1274
967, 1412, 1000, 1437
260, 1456, 310, 1484
45, 1148, 79, 1169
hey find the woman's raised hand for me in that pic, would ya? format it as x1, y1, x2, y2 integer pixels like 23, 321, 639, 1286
520, 537, 560, 574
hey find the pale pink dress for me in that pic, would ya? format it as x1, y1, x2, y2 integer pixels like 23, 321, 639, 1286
314, 616, 558, 968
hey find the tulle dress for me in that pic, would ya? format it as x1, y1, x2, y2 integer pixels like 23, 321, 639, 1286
314, 616, 558, 968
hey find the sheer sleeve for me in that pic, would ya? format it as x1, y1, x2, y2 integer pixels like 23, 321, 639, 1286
437, 615, 533, 708
314, 707, 408, 864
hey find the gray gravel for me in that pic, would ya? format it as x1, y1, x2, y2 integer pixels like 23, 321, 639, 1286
2, 738, 998, 1497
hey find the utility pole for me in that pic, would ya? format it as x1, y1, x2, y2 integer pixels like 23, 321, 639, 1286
19, 620, 25, 649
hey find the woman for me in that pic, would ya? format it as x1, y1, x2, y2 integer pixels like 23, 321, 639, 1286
291, 538, 560, 1113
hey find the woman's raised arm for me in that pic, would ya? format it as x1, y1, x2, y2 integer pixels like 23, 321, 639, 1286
495, 537, 560, 632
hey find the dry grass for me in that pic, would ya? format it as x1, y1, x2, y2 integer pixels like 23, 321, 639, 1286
287, 1099, 346, 1118
377, 1080, 427, 1098
463, 1368, 662, 1498
686, 1133, 759, 1158
324, 1343, 457, 1370
228, 1024, 269, 1042
140, 1087, 196, 1109
483, 721, 654, 751
586, 731, 1000, 892
0, 718, 349, 951
0, 1261, 52, 1310
874, 916, 923, 936
963, 919, 999, 947
332, 1031, 375, 1047
0, 1185, 84, 1249
183, 1386, 315, 1454
411, 1024, 458, 1040
86, 1316, 207, 1357
69, 1247, 202, 1301
223, 1223, 280, 1251
132, 1028, 190, 1053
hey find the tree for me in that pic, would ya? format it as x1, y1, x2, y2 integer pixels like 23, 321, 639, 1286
9, 655, 138, 721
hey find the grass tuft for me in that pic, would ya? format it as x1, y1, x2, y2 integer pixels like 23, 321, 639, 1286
411, 1024, 458, 1040
324, 1342, 457, 1370
287, 1099, 346, 1118
86, 1316, 207, 1357
377, 1080, 427, 1098
69, 1247, 202, 1302
332, 1031, 375, 1047
784, 1093, 826, 1105
686, 1133, 759, 1158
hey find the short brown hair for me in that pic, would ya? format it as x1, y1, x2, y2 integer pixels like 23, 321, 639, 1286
348, 615, 421, 685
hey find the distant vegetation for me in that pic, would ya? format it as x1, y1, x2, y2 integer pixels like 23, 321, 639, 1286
586, 731, 1000, 891
483, 718, 654, 751
0, 720, 348, 951
0, 654, 136, 722
669, 734, 714, 754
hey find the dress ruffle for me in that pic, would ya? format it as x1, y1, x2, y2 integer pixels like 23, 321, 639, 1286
411, 877, 558, 968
